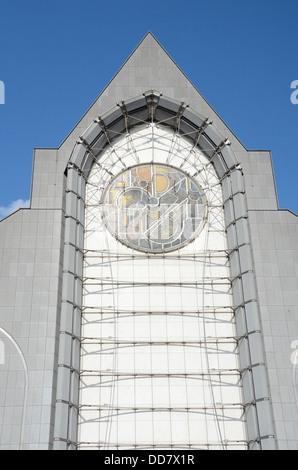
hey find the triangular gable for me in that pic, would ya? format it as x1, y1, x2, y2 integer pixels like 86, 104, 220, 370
59, 32, 246, 155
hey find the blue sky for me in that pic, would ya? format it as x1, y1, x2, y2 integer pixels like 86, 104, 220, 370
0, 0, 298, 216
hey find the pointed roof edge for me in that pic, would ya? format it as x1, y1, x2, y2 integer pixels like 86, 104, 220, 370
57, 31, 248, 151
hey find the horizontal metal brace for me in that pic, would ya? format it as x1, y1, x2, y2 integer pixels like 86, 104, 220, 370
79, 369, 241, 378
237, 330, 262, 341
76, 440, 248, 449
243, 397, 270, 408
64, 241, 84, 255
82, 249, 230, 259
63, 270, 82, 281
80, 337, 238, 346
61, 299, 82, 311
58, 363, 80, 375
247, 435, 275, 445
228, 242, 251, 256
60, 330, 81, 342
58, 399, 247, 416
82, 279, 232, 287
56, 398, 79, 410
223, 190, 246, 205
230, 270, 254, 282
64, 213, 84, 228
65, 188, 84, 201
53, 437, 77, 447
240, 362, 265, 374
225, 215, 249, 229
233, 299, 258, 310
81, 307, 235, 315
78, 403, 244, 411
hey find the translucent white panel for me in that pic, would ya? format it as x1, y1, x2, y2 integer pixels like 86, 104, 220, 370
78, 124, 247, 450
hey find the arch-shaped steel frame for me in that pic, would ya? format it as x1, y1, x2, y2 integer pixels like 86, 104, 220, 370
68, 91, 236, 180
53, 92, 277, 450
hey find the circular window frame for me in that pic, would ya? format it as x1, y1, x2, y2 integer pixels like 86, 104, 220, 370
101, 162, 208, 253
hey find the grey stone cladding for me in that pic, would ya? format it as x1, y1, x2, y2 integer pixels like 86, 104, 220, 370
0, 32, 297, 450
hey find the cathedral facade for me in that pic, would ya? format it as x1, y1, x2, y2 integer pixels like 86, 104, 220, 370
0, 33, 297, 450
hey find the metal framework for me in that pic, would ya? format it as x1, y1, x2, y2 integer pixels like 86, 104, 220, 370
53, 93, 276, 451
77, 112, 244, 451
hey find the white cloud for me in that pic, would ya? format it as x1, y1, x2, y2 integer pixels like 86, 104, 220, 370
0, 199, 30, 219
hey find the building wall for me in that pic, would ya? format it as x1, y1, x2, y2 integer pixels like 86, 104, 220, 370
0, 209, 64, 449
238, 147, 298, 449
248, 209, 298, 449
